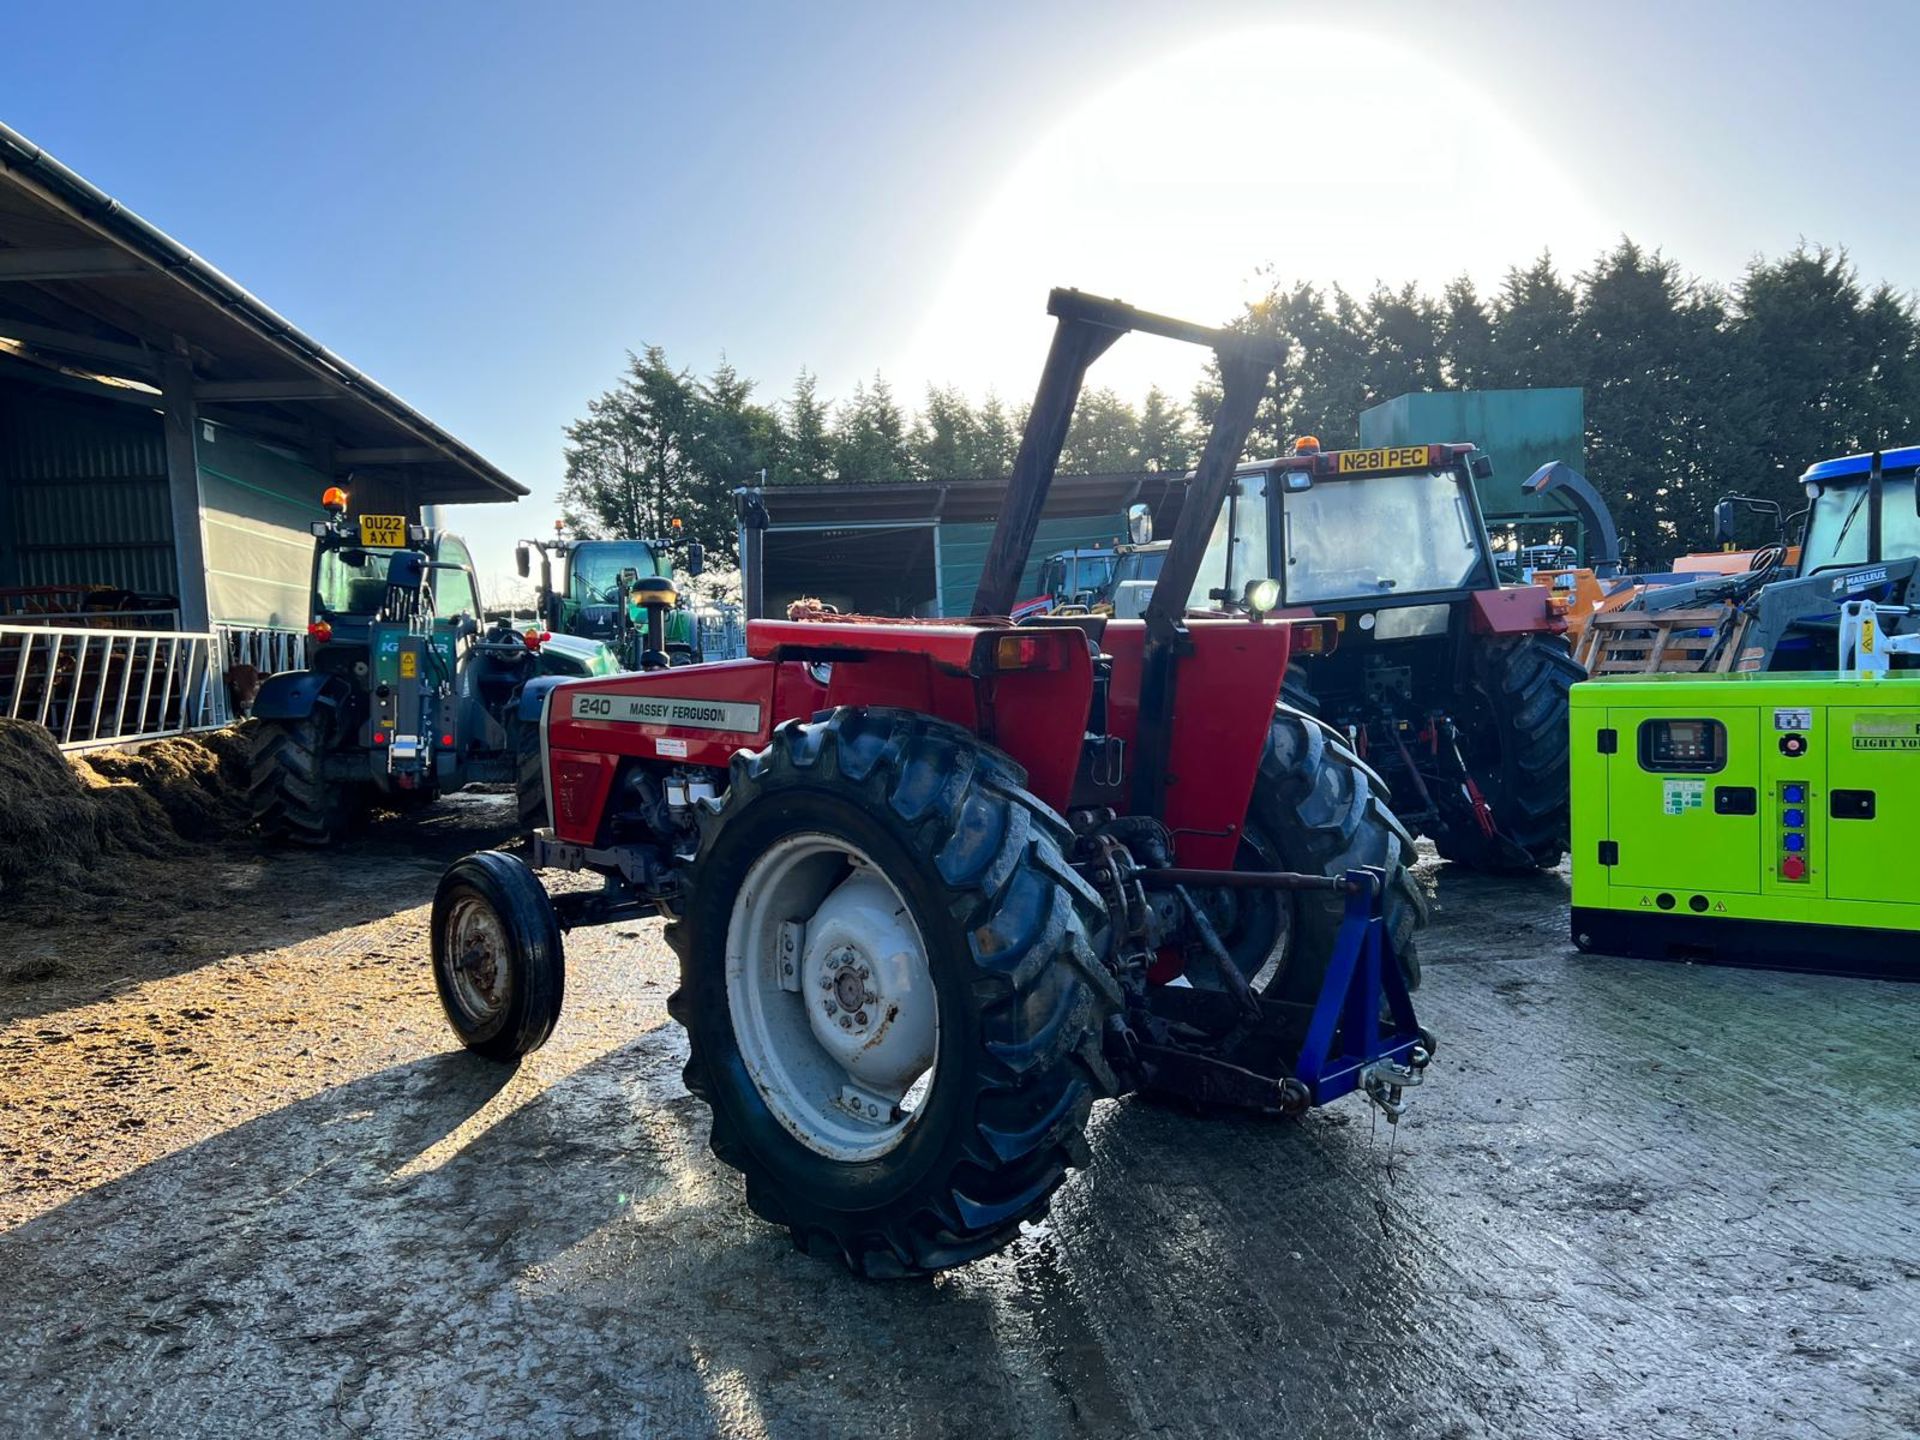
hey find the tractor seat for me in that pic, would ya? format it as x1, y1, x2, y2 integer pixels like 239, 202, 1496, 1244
1024, 613, 1108, 649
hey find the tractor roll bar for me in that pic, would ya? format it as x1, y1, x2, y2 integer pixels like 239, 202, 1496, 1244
968, 289, 1284, 619
969, 287, 1283, 824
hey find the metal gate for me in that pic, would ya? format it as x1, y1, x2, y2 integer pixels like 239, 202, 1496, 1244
0, 624, 229, 750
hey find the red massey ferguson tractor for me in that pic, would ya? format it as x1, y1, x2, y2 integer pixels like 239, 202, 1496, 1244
429, 291, 1432, 1277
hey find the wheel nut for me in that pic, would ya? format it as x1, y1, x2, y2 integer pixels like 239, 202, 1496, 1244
855, 1010, 868, 1026
839, 1015, 853, 1029
819, 975, 832, 989
825, 1002, 837, 1016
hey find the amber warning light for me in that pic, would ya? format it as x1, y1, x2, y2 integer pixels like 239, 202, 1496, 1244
321, 486, 348, 514
1289, 619, 1338, 656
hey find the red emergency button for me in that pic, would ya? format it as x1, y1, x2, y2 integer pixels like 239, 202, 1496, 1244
1782, 855, 1807, 881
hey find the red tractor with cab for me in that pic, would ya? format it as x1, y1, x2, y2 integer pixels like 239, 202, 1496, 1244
1212, 439, 1585, 871
430, 291, 1432, 1277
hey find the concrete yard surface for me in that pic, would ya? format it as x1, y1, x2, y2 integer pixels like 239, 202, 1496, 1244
2, 798, 1916, 1438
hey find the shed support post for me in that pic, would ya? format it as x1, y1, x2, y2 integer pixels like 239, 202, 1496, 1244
160, 353, 212, 632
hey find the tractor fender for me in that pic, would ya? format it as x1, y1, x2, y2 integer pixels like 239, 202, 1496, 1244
252, 669, 350, 722
533, 632, 621, 678
514, 674, 571, 725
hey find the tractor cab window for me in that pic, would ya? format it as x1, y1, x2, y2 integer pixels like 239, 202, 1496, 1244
317, 546, 401, 616
433, 538, 479, 619
1799, 470, 1920, 572
1189, 472, 1271, 609
570, 543, 666, 606
1044, 552, 1115, 606
1280, 469, 1487, 604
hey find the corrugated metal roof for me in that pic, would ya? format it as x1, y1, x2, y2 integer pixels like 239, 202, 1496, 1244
0, 121, 523, 506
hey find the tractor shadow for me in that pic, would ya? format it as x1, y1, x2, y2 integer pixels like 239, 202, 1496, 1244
0, 1029, 1065, 1438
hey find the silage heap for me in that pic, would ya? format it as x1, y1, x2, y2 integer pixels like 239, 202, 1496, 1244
0, 718, 248, 925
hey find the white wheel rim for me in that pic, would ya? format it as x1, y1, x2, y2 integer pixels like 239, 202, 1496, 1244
726, 832, 940, 1162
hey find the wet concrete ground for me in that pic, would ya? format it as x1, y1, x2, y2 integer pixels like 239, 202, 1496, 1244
2, 797, 1916, 1438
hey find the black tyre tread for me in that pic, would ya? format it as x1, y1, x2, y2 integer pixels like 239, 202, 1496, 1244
248, 709, 350, 846
513, 718, 546, 833
1434, 635, 1582, 871
665, 707, 1118, 1279
430, 849, 565, 1061
1254, 705, 1427, 995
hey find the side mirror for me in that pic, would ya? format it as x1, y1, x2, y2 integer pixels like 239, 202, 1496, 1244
516, 544, 530, 579
685, 541, 705, 577
1712, 499, 1737, 548
1470, 454, 1494, 481
1126, 504, 1153, 546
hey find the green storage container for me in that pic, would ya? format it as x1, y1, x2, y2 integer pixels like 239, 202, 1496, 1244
1359, 388, 1585, 525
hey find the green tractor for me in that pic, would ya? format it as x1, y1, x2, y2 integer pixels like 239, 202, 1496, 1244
249, 491, 623, 844
516, 526, 707, 669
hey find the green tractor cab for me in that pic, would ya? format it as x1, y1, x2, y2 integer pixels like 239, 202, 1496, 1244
249, 495, 620, 844
516, 530, 707, 669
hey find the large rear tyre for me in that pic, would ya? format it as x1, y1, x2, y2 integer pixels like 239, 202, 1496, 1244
1252, 705, 1426, 998
665, 708, 1119, 1278
249, 709, 351, 846
1434, 635, 1582, 872
431, 849, 565, 1062
511, 718, 546, 833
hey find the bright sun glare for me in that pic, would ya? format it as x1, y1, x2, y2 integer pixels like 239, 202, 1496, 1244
900, 24, 1611, 403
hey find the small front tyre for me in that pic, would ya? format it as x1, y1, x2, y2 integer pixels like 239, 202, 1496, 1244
431, 849, 565, 1061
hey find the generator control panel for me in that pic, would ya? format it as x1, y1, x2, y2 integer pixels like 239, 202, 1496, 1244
1570, 673, 1920, 973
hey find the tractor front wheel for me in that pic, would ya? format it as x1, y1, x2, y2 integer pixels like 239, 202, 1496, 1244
248, 710, 352, 846
666, 708, 1118, 1278
1434, 635, 1583, 872
431, 849, 565, 1061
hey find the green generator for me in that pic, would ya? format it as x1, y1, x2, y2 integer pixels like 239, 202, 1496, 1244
1570, 672, 1920, 973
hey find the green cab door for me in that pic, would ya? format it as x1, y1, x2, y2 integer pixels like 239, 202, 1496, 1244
1823, 703, 1920, 902
1607, 706, 1761, 894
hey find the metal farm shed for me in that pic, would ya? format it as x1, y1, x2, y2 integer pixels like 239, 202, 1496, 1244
0, 122, 524, 748
737, 472, 1196, 619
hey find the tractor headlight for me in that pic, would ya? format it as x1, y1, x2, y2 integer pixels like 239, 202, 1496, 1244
1245, 577, 1281, 614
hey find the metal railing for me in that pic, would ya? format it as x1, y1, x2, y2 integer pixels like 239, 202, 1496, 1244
1, 624, 230, 751
694, 604, 748, 661
216, 625, 307, 676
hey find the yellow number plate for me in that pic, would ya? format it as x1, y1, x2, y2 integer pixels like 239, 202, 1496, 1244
358, 514, 407, 547
1337, 446, 1432, 474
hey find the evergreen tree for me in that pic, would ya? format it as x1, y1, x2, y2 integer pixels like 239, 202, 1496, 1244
779, 369, 835, 484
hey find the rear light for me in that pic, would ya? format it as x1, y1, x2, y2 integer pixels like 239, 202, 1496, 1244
1289, 619, 1339, 655
374, 729, 389, 745
994, 634, 1042, 670
440, 733, 455, 747
986, 631, 1071, 672
308, 620, 333, 644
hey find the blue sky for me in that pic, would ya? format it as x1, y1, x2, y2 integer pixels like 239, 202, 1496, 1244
4, 0, 1916, 577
